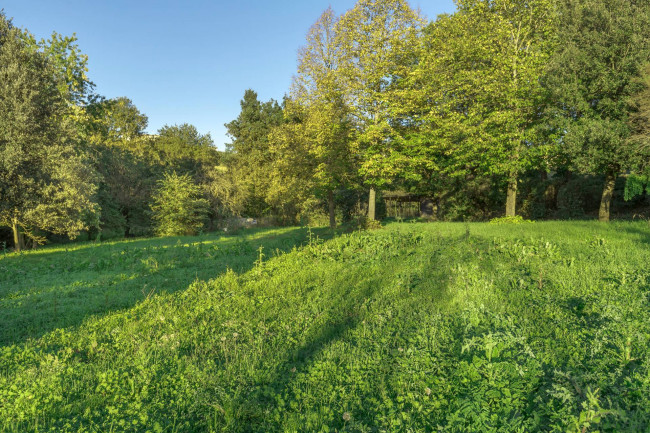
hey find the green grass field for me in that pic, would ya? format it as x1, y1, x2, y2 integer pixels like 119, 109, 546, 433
1, 221, 649, 432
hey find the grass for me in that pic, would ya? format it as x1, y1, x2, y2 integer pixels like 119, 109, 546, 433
1, 221, 649, 432
0, 227, 332, 346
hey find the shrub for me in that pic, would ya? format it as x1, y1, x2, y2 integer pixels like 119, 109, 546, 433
151, 172, 210, 236
489, 215, 534, 224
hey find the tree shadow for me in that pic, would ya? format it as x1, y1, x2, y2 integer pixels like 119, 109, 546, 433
212, 233, 462, 432
618, 223, 650, 246
0, 226, 337, 347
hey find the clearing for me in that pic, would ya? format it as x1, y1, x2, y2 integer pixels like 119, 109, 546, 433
1, 222, 649, 432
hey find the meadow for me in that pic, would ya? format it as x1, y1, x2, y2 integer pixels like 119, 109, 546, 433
1, 221, 649, 432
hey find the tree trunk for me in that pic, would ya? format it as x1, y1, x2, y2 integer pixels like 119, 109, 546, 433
328, 189, 336, 229
505, 177, 518, 217
599, 171, 617, 222
419, 198, 435, 219
11, 219, 24, 252
368, 187, 376, 221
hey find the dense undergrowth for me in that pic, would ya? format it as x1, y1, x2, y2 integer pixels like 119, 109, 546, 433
1, 222, 649, 432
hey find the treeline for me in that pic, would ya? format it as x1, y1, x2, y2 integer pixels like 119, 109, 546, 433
0, 13, 227, 251
227, 0, 650, 228
2, 0, 650, 251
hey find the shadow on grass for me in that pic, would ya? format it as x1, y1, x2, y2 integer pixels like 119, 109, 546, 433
0, 226, 336, 347
618, 223, 650, 246
213, 233, 462, 432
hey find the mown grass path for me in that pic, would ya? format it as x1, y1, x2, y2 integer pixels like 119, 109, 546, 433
1, 221, 649, 432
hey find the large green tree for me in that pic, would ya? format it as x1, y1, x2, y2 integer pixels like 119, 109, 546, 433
269, 97, 355, 226
0, 14, 98, 251
224, 90, 284, 217
623, 64, 650, 201
88, 96, 149, 144
83, 97, 157, 237
547, 0, 650, 221
26, 32, 94, 105
629, 64, 650, 162
154, 124, 219, 175
402, 0, 555, 217
335, 0, 425, 220
270, 7, 356, 228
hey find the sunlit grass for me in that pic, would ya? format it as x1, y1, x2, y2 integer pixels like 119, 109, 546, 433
0, 226, 329, 346
1, 221, 649, 432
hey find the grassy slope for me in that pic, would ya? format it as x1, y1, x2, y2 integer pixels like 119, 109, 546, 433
0, 227, 330, 346
1, 222, 649, 432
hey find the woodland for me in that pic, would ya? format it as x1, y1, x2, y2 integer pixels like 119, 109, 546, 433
2, 0, 650, 252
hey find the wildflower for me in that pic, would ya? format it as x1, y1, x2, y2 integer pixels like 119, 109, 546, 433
425, 387, 432, 396
291, 367, 296, 373
342, 412, 351, 422
398, 347, 404, 352
233, 332, 239, 339
221, 336, 227, 342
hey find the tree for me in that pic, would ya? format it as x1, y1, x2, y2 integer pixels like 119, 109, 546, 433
224, 90, 284, 217
623, 64, 650, 201
335, 0, 425, 220
546, 0, 650, 221
402, 0, 555, 217
93, 96, 149, 144
151, 172, 209, 236
269, 97, 355, 226
267, 102, 320, 224
24, 31, 94, 105
82, 97, 158, 237
154, 124, 220, 175
270, 7, 356, 228
628, 65, 650, 172
0, 14, 98, 251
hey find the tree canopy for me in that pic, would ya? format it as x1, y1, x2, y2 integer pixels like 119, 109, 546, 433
3, 0, 650, 251
0, 13, 98, 251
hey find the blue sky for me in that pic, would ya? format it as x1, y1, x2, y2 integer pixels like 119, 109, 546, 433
3, 0, 456, 149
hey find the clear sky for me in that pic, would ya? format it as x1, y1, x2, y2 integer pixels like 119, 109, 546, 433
3, 0, 457, 149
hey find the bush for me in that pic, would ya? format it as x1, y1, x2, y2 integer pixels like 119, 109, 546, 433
151, 172, 210, 236
489, 215, 534, 224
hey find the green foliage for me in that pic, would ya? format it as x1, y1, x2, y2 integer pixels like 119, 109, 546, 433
153, 124, 219, 173
23, 31, 94, 104
404, 0, 555, 217
0, 13, 99, 250
546, 0, 650, 219
81, 97, 157, 237
83, 98, 224, 237
489, 215, 533, 225
224, 90, 284, 218
336, 0, 425, 189
345, 215, 383, 231
2, 222, 650, 431
83, 96, 149, 148
628, 64, 650, 177
151, 172, 210, 236
624, 175, 649, 201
